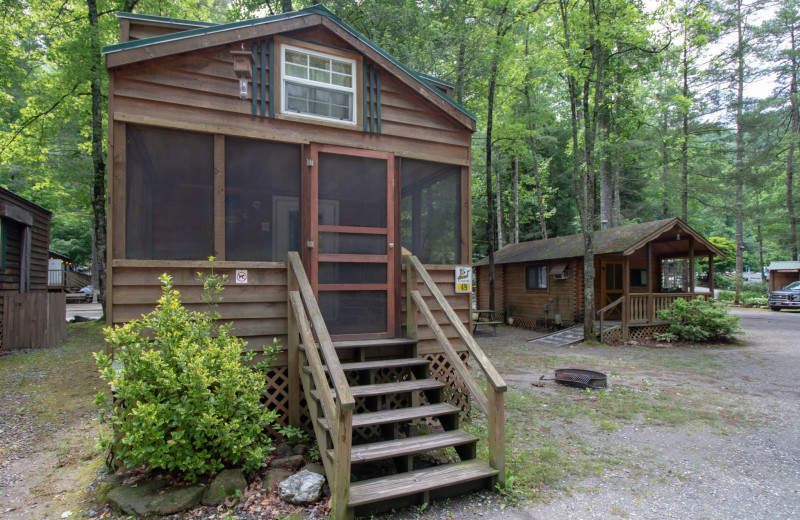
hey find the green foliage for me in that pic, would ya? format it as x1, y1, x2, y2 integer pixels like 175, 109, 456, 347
94, 269, 279, 481
274, 424, 309, 446
654, 298, 741, 343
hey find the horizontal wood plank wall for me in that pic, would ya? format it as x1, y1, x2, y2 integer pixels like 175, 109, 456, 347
110, 28, 471, 166
402, 265, 470, 355
770, 271, 799, 292
475, 265, 504, 312
110, 262, 290, 362
502, 260, 578, 322
0, 193, 51, 294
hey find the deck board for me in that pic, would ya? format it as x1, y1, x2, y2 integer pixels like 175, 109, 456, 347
311, 379, 444, 401
335, 430, 478, 463
317, 402, 459, 430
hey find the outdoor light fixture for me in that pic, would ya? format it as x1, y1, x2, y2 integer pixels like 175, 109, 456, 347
676, 232, 680, 240
230, 45, 254, 100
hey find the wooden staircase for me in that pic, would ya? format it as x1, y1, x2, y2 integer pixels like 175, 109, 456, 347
286, 253, 506, 519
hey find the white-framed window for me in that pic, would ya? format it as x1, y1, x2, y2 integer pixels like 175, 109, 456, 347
281, 44, 357, 125
525, 264, 548, 290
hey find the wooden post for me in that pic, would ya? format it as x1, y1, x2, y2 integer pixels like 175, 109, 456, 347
689, 236, 695, 294
708, 254, 715, 299
488, 389, 505, 486
622, 255, 630, 340
405, 256, 418, 340
287, 261, 300, 428
331, 408, 353, 520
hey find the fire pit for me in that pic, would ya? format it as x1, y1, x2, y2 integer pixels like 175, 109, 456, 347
540, 368, 607, 389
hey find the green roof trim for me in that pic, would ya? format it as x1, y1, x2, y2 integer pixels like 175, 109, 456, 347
103, 5, 475, 122
767, 261, 800, 271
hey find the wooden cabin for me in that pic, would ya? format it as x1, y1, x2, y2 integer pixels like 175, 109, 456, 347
767, 261, 800, 292
475, 218, 725, 341
103, 6, 505, 518
0, 188, 66, 350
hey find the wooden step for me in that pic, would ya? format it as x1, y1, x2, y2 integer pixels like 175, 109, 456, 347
303, 358, 430, 374
310, 379, 444, 401
317, 402, 459, 430
331, 430, 478, 464
348, 459, 498, 507
300, 338, 417, 351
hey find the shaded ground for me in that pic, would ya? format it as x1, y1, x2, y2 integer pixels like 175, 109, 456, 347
1, 309, 798, 519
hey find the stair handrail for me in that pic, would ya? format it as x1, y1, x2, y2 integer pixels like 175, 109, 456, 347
405, 255, 506, 485
287, 252, 353, 519
287, 252, 355, 411
596, 295, 624, 343
406, 256, 507, 392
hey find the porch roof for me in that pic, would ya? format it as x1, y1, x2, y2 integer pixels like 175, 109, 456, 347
475, 218, 724, 266
767, 261, 800, 271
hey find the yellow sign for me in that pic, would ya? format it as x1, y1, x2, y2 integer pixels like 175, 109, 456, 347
455, 266, 472, 293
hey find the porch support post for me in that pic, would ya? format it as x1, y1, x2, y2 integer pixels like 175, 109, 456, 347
287, 262, 300, 428
708, 254, 715, 299
689, 236, 695, 294
622, 254, 630, 340
647, 243, 654, 323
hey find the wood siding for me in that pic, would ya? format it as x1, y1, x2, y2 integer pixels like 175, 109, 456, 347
502, 260, 580, 323
770, 271, 799, 292
1, 293, 66, 350
475, 265, 504, 312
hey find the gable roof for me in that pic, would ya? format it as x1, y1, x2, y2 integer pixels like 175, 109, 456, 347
475, 218, 725, 266
767, 261, 800, 271
102, 5, 476, 130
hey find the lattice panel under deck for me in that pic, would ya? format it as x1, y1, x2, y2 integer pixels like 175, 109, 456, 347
262, 367, 313, 435
630, 323, 670, 340
423, 352, 471, 419
508, 314, 578, 331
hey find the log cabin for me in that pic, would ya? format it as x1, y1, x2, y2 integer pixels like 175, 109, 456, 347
767, 261, 800, 292
103, 6, 505, 517
475, 218, 725, 341
0, 187, 66, 350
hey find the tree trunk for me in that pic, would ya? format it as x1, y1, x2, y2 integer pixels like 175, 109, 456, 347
788, 21, 799, 260
681, 28, 690, 222
88, 0, 106, 312
495, 145, 505, 250
734, 0, 745, 305
598, 104, 613, 228
661, 107, 670, 219
612, 121, 622, 227
513, 153, 519, 243
523, 29, 548, 239
755, 194, 765, 281
282, 0, 293, 13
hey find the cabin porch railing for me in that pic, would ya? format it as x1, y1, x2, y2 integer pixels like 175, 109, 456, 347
404, 255, 507, 485
598, 292, 711, 342
286, 252, 355, 520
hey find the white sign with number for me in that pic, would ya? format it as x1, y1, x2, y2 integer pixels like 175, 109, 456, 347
235, 270, 248, 284
455, 266, 472, 293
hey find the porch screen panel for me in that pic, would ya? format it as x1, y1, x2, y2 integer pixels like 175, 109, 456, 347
317, 152, 389, 336
126, 125, 213, 260
225, 138, 301, 261
400, 159, 460, 264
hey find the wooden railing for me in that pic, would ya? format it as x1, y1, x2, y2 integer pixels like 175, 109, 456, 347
598, 292, 711, 342
286, 252, 354, 519
596, 296, 624, 343
405, 255, 507, 485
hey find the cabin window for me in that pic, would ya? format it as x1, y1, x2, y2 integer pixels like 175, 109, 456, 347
525, 264, 548, 290
225, 137, 301, 261
280, 44, 357, 125
631, 268, 647, 287
0, 219, 5, 270
126, 125, 214, 260
400, 159, 461, 264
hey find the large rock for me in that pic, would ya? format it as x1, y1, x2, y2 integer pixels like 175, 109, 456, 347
201, 469, 248, 506
278, 470, 326, 505
106, 479, 203, 516
268, 454, 305, 471
264, 469, 294, 491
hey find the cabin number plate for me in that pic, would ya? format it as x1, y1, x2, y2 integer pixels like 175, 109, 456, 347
455, 266, 472, 293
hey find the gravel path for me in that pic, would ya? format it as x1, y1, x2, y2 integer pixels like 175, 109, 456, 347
406, 308, 800, 520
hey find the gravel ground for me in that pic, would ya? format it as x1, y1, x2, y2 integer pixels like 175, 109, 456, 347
397, 308, 800, 520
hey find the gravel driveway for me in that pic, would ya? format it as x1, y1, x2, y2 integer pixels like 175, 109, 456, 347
408, 308, 800, 520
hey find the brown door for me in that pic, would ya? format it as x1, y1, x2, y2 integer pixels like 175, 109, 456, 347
309, 144, 396, 339
601, 260, 624, 320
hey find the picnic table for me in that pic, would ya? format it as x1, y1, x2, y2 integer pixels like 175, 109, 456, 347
473, 309, 502, 335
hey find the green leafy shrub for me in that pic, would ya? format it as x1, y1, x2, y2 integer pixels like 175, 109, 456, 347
654, 297, 742, 343
94, 270, 279, 481
743, 296, 767, 307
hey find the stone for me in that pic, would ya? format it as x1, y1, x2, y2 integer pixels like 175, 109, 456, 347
275, 443, 294, 457
301, 463, 325, 476
292, 443, 308, 455
268, 454, 305, 471
264, 469, 294, 491
278, 470, 326, 505
201, 469, 248, 506
106, 479, 203, 516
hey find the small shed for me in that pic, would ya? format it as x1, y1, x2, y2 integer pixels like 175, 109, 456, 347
103, 6, 506, 517
766, 261, 800, 292
0, 188, 66, 350
475, 218, 724, 339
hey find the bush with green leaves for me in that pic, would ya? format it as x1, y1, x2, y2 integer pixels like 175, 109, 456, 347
653, 297, 742, 343
94, 270, 279, 481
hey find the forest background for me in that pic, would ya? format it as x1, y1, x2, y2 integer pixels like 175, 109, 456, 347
0, 0, 798, 308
